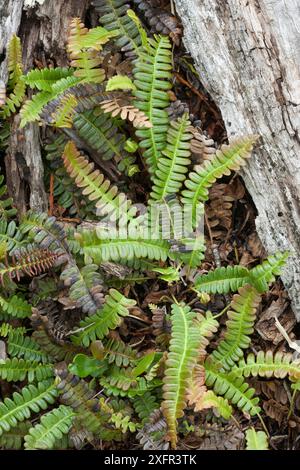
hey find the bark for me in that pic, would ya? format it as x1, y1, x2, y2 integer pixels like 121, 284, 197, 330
174, 0, 300, 319
1, 0, 90, 215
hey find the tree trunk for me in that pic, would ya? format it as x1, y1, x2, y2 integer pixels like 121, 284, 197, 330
174, 0, 300, 320
0, 0, 90, 215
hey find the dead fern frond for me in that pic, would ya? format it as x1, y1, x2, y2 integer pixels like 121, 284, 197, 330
101, 98, 152, 128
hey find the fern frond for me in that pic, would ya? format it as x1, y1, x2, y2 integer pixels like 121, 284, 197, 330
0, 176, 17, 218
194, 265, 251, 294
100, 365, 138, 391
73, 109, 126, 160
51, 93, 78, 128
7, 332, 50, 363
204, 358, 261, 416
0, 358, 53, 382
60, 263, 105, 314
0, 379, 58, 436
249, 251, 289, 293
32, 330, 78, 363
7, 35, 23, 88
101, 98, 152, 128
211, 285, 261, 369
193, 389, 232, 419
0, 421, 31, 449
0, 219, 25, 252
93, 0, 142, 55
162, 302, 201, 449
231, 351, 300, 380
133, 35, 172, 173
0, 293, 32, 319
132, 392, 159, 423
0, 323, 26, 337
78, 227, 171, 264
24, 68, 74, 91
0, 81, 6, 106
62, 141, 136, 221
150, 114, 192, 201
99, 337, 138, 366
181, 136, 258, 223
245, 428, 268, 450
110, 412, 137, 433
1, 79, 26, 117
71, 288, 136, 347
24, 405, 74, 450
174, 234, 206, 269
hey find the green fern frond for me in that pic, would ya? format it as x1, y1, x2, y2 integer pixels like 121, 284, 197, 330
0, 219, 25, 252
1, 79, 26, 117
0, 323, 26, 337
150, 114, 193, 201
110, 412, 138, 433
0, 357, 53, 382
182, 136, 258, 224
51, 93, 78, 128
204, 358, 261, 416
162, 302, 201, 449
100, 365, 138, 391
211, 285, 261, 369
245, 428, 268, 450
0, 379, 58, 436
194, 265, 250, 294
7, 332, 50, 363
73, 109, 126, 160
231, 351, 300, 380
7, 35, 23, 88
133, 35, 172, 174
249, 251, 289, 293
71, 288, 136, 347
0, 293, 32, 319
24, 405, 74, 450
24, 68, 74, 91
100, 337, 138, 366
0, 421, 31, 449
173, 234, 206, 269
62, 141, 136, 221
194, 390, 232, 419
132, 392, 159, 423
93, 0, 142, 55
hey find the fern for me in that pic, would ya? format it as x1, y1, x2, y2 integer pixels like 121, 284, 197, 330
210, 285, 261, 369
0, 176, 17, 219
0, 323, 26, 337
7, 332, 50, 363
150, 114, 193, 201
194, 265, 250, 294
51, 94, 78, 128
93, 0, 142, 55
1, 79, 26, 118
100, 337, 138, 366
249, 251, 289, 293
245, 428, 268, 450
192, 390, 232, 419
0, 293, 32, 319
162, 302, 201, 449
24, 68, 74, 91
0, 379, 58, 436
24, 405, 75, 450
62, 141, 136, 222
73, 109, 126, 160
71, 288, 136, 347
7, 35, 23, 88
0, 421, 31, 449
132, 392, 159, 423
0, 357, 53, 382
133, 35, 172, 173
231, 351, 300, 380
181, 136, 258, 224
0, 219, 24, 253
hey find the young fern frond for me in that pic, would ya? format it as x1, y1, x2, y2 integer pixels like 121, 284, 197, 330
150, 114, 193, 202
73, 109, 126, 160
24, 405, 75, 450
133, 35, 172, 174
181, 136, 258, 224
204, 358, 261, 416
0, 358, 53, 382
231, 351, 300, 380
162, 302, 201, 449
93, 0, 142, 55
24, 68, 74, 92
71, 289, 136, 347
210, 285, 261, 370
245, 428, 268, 450
0, 379, 58, 436
0, 293, 32, 319
62, 141, 136, 221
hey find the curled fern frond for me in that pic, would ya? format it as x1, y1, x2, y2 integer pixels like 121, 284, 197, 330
101, 98, 152, 128
60, 263, 105, 314
62, 141, 136, 221
71, 288, 136, 347
150, 114, 192, 202
162, 302, 201, 449
93, 0, 142, 55
133, 34, 172, 174
24, 405, 74, 450
0, 357, 53, 382
0, 379, 58, 436
211, 285, 261, 369
181, 136, 258, 223
231, 351, 300, 380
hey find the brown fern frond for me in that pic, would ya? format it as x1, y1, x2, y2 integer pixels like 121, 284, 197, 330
186, 364, 207, 407
0, 80, 6, 106
101, 98, 152, 128
190, 129, 216, 163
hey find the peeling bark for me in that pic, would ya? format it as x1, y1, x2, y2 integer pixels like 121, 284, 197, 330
174, 0, 300, 319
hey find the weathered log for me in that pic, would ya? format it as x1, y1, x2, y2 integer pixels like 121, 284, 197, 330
174, 0, 300, 319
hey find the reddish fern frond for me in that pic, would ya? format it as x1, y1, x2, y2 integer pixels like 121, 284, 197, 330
101, 98, 152, 128
0, 245, 60, 284
186, 364, 207, 407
